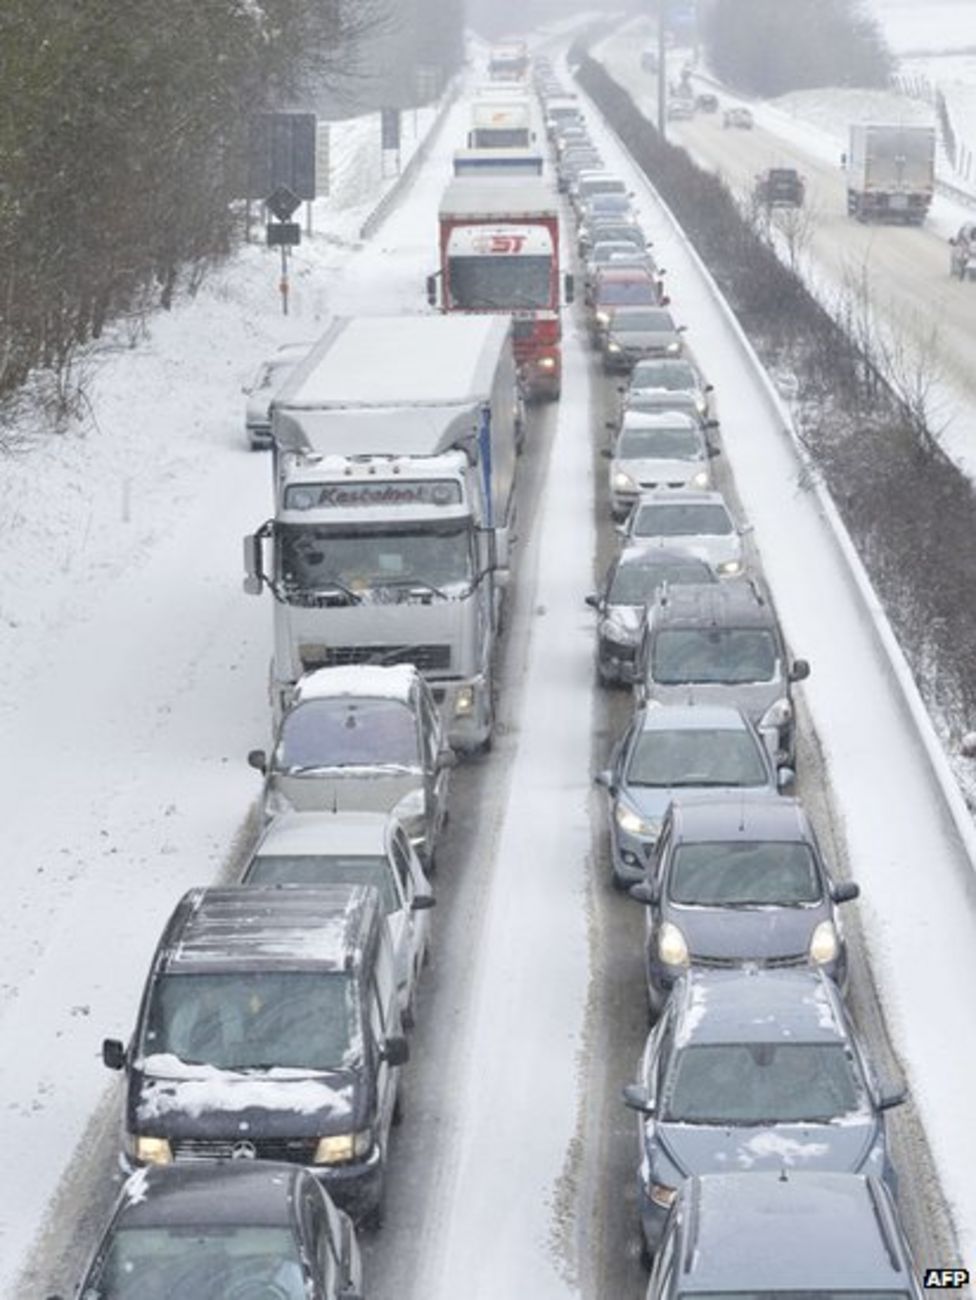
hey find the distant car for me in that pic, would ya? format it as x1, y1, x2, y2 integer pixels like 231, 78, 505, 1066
603, 306, 685, 372
573, 170, 629, 217
629, 794, 859, 1011
586, 547, 717, 687
578, 196, 637, 255
61, 1163, 364, 1300
624, 966, 904, 1256
695, 92, 719, 112
591, 269, 663, 335
604, 410, 714, 519
243, 342, 311, 449
626, 357, 714, 422
754, 166, 805, 207
620, 489, 744, 578
666, 100, 694, 122
646, 1171, 923, 1300
723, 106, 754, 129
241, 810, 435, 1026
585, 241, 656, 302
247, 664, 455, 870
595, 704, 784, 889
580, 220, 647, 254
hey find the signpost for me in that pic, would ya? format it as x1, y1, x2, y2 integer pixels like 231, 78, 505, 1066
266, 185, 301, 316
381, 107, 402, 176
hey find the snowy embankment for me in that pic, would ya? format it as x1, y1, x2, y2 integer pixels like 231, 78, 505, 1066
580, 75, 976, 1274
0, 91, 441, 1298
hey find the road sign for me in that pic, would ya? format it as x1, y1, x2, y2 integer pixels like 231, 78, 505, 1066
266, 221, 301, 247
266, 186, 300, 221
381, 108, 401, 151
248, 113, 317, 200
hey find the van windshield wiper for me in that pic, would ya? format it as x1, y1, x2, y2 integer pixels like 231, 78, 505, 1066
369, 576, 449, 600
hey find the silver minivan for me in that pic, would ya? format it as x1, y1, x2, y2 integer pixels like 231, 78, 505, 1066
248, 664, 455, 869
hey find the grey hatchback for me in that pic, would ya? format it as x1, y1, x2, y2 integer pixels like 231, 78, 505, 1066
630, 795, 860, 1013
623, 966, 905, 1257
646, 1171, 923, 1300
595, 704, 788, 889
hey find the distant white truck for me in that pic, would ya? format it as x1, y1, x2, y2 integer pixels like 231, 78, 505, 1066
467, 99, 534, 150
243, 315, 520, 751
845, 124, 935, 224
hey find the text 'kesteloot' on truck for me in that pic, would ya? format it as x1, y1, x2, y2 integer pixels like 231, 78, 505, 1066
243, 314, 520, 753
428, 176, 574, 401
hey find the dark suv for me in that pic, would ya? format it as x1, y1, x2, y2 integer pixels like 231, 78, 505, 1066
647, 1171, 922, 1300
102, 884, 408, 1225
630, 794, 859, 1012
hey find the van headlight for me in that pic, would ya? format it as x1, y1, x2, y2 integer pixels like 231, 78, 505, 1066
314, 1130, 373, 1165
612, 470, 636, 492
809, 921, 839, 965
717, 559, 742, 576
133, 1135, 172, 1165
657, 921, 689, 968
453, 684, 475, 717
760, 698, 792, 729
690, 469, 709, 488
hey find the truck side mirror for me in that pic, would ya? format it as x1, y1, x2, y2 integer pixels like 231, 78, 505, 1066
382, 1035, 410, 1067
426, 274, 438, 308
564, 272, 575, 304
102, 1039, 126, 1071
243, 534, 263, 596
494, 525, 510, 569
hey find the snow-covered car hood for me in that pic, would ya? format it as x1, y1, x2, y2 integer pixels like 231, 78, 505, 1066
625, 533, 742, 572
131, 1055, 358, 1137
654, 1117, 877, 1178
611, 456, 708, 490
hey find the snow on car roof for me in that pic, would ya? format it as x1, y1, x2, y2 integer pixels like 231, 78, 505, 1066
255, 810, 391, 858
278, 315, 511, 410
295, 664, 418, 704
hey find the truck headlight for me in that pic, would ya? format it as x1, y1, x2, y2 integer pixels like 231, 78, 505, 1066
607, 341, 622, 353
666, 342, 681, 354
657, 921, 689, 968
134, 1136, 172, 1165
538, 355, 557, 371
760, 697, 792, 730
690, 469, 709, 488
809, 920, 839, 965
717, 559, 742, 576
615, 803, 660, 837
612, 470, 636, 492
314, 1130, 372, 1165
454, 684, 475, 717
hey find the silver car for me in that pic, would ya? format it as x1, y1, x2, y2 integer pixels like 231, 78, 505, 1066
242, 342, 311, 449
240, 809, 435, 1025
248, 664, 456, 869
603, 306, 685, 372
604, 411, 713, 519
620, 489, 745, 577
625, 357, 714, 422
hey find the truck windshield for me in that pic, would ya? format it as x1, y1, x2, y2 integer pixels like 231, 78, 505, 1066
448, 255, 552, 309
278, 521, 475, 596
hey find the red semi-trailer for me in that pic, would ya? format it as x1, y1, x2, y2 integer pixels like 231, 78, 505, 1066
428, 177, 573, 401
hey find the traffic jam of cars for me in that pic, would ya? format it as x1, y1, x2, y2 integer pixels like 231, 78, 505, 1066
53, 41, 934, 1300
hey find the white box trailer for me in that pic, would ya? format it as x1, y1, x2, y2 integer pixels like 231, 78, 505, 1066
245, 315, 520, 750
846, 123, 935, 224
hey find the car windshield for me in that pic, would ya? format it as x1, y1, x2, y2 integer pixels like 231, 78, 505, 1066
619, 426, 701, 461
142, 971, 359, 1071
447, 254, 552, 309
632, 502, 733, 538
277, 521, 475, 595
245, 854, 399, 913
591, 224, 645, 248
581, 180, 626, 198
652, 628, 779, 684
664, 1042, 863, 1123
87, 1225, 305, 1300
669, 841, 823, 905
626, 728, 768, 788
277, 697, 420, 771
631, 360, 699, 391
599, 284, 658, 308
608, 559, 715, 604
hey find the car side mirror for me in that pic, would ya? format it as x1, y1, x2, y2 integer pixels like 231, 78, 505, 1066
594, 769, 616, 794
777, 766, 796, 792
102, 1038, 126, 1071
247, 749, 268, 774
564, 272, 575, 304
831, 880, 860, 904
426, 274, 438, 308
622, 1082, 654, 1114
584, 594, 601, 609
412, 893, 436, 911
877, 1086, 908, 1112
705, 383, 714, 392
629, 880, 659, 905
789, 658, 811, 682
382, 1035, 409, 1067
705, 419, 720, 430
659, 294, 671, 306
436, 748, 458, 772
677, 324, 688, 333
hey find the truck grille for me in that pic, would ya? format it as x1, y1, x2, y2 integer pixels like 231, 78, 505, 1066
299, 643, 451, 672
172, 1137, 319, 1163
